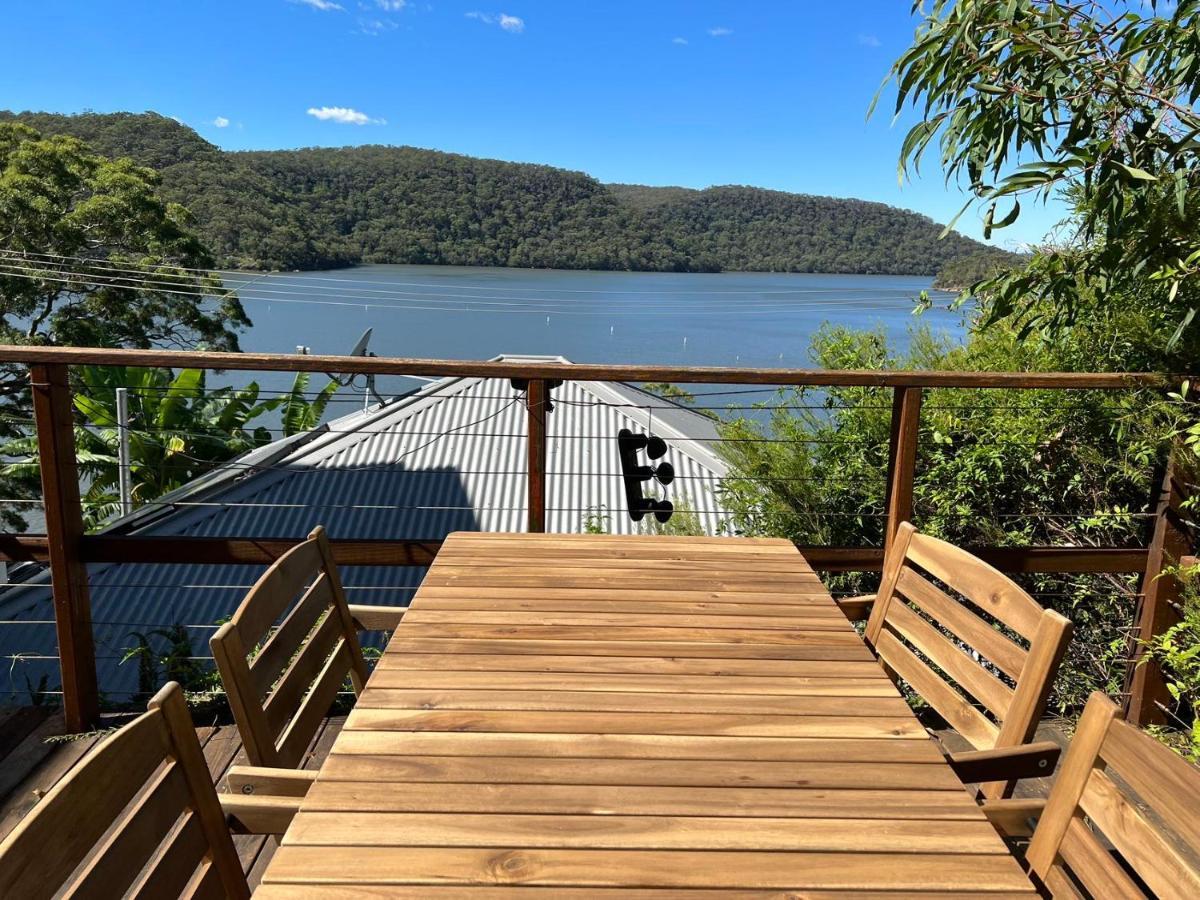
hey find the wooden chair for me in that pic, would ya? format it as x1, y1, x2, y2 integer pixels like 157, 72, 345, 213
210, 525, 404, 794
0, 682, 260, 899
841, 522, 1074, 799
1003, 691, 1200, 898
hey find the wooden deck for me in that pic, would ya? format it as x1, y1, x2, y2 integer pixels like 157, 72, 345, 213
0, 705, 345, 888
258, 532, 1038, 895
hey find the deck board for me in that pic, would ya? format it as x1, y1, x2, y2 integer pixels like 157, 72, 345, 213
261, 531, 1037, 895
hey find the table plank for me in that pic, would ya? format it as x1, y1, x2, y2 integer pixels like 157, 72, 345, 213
257, 889, 1038, 900
260, 532, 1035, 895
365, 670, 898, 695
282, 812, 1005, 852
328, 731, 947, 761
298, 781, 983, 817
265, 847, 1034, 891
352, 689, 912, 716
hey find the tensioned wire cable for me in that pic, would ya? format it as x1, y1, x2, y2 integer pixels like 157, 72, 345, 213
0, 249, 942, 306
0, 248, 955, 296
0, 261, 940, 315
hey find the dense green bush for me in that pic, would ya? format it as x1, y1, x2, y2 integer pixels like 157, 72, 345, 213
716, 316, 1180, 713
1145, 560, 1200, 758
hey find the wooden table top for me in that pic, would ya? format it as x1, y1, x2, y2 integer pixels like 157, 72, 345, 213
258, 532, 1036, 897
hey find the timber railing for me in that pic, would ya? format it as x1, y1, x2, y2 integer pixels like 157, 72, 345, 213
0, 344, 1189, 732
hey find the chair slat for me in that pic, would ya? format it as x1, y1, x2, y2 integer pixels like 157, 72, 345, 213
895, 566, 1027, 680
212, 526, 367, 771
151, 678, 250, 898
1027, 692, 1200, 900
0, 683, 249, 900
865, 525, 1070, 799
277, 642, 353, 768
906, 531, 1043, 640
182, 859, 227, 900
983, 609, 1072, 800
67, 761, 191, 898
0, 710, 170, 899
234, 538, 326, 646
1101, 716, 1200, 853
875, 630, 998, 748
1026, 693, 1119, 875
264, 610, 342, 735
129, 813, 208, 900
1041, 864, 1087, 900
1082, 768, 1200, 900
885, 599, 1014, 717
251, 573, 336, 698
1057, 817, 1144, 900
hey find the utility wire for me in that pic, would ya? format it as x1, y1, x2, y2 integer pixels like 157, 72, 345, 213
0, 248, 957, 296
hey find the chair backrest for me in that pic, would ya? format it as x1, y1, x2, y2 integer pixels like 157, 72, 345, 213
0, 682, 247, 900
865, 522, 1073, 797
1027, 692, 1200, 899
211, 525, 369, 768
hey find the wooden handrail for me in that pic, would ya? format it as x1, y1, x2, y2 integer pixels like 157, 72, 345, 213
0, 534, 1150, 573
0, 347, 1187, 730
0, 344, 1183, 388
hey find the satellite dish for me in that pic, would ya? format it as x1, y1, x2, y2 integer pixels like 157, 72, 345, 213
328, 327, 386, 409
348, 328, 373, 359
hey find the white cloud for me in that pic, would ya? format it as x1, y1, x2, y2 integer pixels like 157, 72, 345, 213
708, 26, 732, 37
212, 116, 230, 128
358, 16, 397, 34
291, 0, 344, 10
857, 33, 881, 47
306, 106, 385, 125
672, 36, 688, 45
467, 11, 524, 33
375, 0, 406, 8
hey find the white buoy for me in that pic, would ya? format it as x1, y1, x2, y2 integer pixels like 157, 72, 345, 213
546, 316, 550, 326
610, 325, 614, 335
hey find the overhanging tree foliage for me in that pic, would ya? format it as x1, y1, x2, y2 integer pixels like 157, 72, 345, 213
884, 0, 1200, 349
0, 121, 250, 527
0, 122, 248, 353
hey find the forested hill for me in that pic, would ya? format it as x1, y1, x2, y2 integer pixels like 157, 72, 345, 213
3, 111, 1000, 275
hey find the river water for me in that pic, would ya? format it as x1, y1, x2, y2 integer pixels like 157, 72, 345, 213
224, 265, 967, 401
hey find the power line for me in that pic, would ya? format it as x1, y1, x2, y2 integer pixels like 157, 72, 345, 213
0, 248, 957, 297
0, 251, 937, 307
0, 259, 947, 315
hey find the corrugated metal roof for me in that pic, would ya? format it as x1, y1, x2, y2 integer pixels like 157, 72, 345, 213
0, 357, 732, 702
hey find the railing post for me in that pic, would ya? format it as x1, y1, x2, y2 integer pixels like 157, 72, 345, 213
1124, 450, 1194, 725
526, 379, 547, 532
29, 363, 98, 731
883, 386, 923, 553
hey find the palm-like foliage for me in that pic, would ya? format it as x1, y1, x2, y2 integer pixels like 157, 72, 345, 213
2, 366, 338, 528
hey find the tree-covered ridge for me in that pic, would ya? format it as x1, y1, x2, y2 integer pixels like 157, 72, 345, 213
1, 110, 994, 275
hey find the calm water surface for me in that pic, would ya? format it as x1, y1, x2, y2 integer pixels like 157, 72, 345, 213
223, 265, 967, 401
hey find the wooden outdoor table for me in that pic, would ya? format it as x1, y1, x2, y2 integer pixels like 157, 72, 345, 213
257, 532, 1037, 897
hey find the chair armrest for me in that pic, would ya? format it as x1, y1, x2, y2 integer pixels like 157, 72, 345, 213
947, 741, 1061, 784
226, 765, 317, 797
348, 603, 406, 631
979, 797, 1045, 838
221, 793, 303, 835
835, 594, 875, 622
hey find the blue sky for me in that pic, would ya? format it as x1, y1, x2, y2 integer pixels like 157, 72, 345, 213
1, 0, 1065, 247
